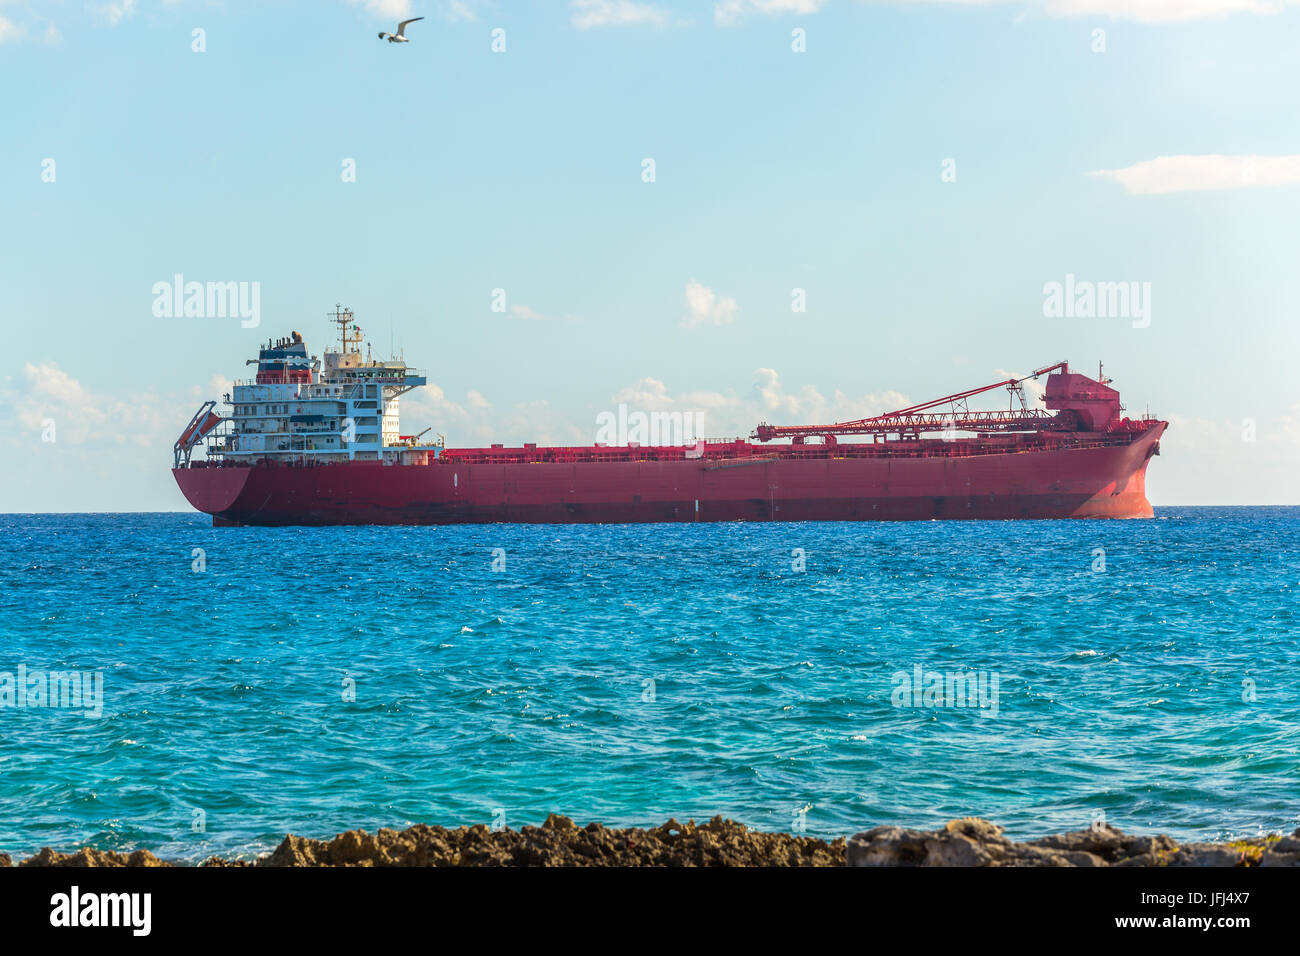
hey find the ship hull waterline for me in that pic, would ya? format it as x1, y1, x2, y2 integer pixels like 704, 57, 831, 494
174, 426, 1164, 527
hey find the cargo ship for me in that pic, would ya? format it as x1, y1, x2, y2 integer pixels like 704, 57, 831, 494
172, 307, 1167, 526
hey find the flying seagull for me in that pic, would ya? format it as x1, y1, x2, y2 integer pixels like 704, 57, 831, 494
378, 17, 423, 43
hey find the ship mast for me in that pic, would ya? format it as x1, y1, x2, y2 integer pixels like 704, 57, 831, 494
329, 304, 362, 355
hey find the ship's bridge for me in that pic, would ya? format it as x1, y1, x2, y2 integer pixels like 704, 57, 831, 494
180, 307, 441, 466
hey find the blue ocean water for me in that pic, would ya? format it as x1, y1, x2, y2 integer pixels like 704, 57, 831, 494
1, 508, 1297, 862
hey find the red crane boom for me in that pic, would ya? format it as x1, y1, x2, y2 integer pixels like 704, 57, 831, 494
753, 362, 1070, 442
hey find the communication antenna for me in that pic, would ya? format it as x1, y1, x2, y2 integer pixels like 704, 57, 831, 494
329, 304, 361, 354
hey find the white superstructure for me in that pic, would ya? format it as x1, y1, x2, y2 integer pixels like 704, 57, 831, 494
192, 306, 441, 466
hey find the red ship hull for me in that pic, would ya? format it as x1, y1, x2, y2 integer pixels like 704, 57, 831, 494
173, 424, 1165, 526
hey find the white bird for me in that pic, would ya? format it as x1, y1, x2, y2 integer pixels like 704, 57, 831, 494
378, 17, 423, 43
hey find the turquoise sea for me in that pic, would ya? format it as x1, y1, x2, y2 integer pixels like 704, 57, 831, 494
1, 508, 1297, 862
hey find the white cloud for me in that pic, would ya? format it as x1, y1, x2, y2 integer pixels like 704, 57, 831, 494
23, 362, 92, 408
606, 368, 908, 440
0, 16, 25, 43
401, 384, 590, 446
713, 0, 1298, 25
1089, 154, 1300, 194
613, 377, 738, 416
752, 367, 820, 415
350, 0, 414, 22
715, 0, 827, 25
100, 0, 138, 26
570, 0, 672, 29
0, 363, 185, 511
1042, 0, 1295, 23
682, 280, 739, 328
6, 362, 171, 448
509, 303, 546, 320
409, 381, 467, 420
613, 377, 676, 409
402, 382, 483, 441
501, 399, 588, 444
443, 0, 483, 21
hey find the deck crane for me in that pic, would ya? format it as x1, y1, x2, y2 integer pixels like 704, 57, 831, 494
752, 362, 1071, 443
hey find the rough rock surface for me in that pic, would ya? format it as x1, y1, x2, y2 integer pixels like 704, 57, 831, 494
14, 847, 169, 868
253, 815, 844, 867
7, 816, 1300, 866
3, 816, 842, 868
846, 817, 1300, 867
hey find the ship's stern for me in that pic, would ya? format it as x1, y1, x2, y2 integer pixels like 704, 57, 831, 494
172, 465, 252, 522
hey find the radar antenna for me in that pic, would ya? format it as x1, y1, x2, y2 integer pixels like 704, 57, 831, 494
329, 304, 362, 354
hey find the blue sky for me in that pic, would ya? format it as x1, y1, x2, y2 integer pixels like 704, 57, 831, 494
2, 0, 1298, 510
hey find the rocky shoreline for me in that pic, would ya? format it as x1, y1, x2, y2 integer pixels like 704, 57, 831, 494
3, 815, 1298, 867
